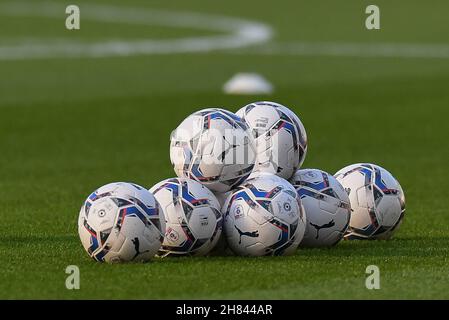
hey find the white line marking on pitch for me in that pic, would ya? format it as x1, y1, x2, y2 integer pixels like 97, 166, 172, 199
0, 2, 448, 60
0, 1, 273, 60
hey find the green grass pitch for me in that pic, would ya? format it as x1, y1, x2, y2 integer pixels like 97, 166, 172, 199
0, 0, 448, 299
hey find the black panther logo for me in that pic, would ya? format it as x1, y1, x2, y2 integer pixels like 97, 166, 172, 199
310, 220, 336, 239
219, 137, 239, 162
235, 225, 259, 244
131, 237, 150, 260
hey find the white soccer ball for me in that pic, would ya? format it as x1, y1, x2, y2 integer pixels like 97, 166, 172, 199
150, 178, 223, 256
290, 169, 351, 247
78, 182, 165, 263
335, 163, 406, 240
170, 108, 256, 193
236, 101, 308, 180
223, 174, 306, 256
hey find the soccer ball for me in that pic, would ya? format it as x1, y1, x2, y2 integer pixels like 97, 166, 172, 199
150, 178, 223, 256
290, 169, 351, 247
170, 108, 255, 193
78, 182, 165, 263
223, 174, 306, 256
335, 163, 406, 240
236, 101, 307, 180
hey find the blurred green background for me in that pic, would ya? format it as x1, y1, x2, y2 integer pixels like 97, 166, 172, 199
0, 0, 448, 299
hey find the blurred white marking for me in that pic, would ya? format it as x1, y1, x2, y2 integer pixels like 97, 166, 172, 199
223, 73, 273, 95
0, 1, 272, 60
0, 2, 447, 60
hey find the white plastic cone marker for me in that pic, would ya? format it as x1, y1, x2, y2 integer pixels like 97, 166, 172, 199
223, 73, 273, 95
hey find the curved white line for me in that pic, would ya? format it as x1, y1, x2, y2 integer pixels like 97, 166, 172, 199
0, 2, 273, 60
1, 2, 447, 60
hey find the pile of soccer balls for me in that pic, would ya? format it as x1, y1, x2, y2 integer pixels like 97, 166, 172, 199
78, 102, 406, 263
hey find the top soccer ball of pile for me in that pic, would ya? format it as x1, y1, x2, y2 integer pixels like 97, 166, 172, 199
237, 101, 308, 180
170, 108, 256, 193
